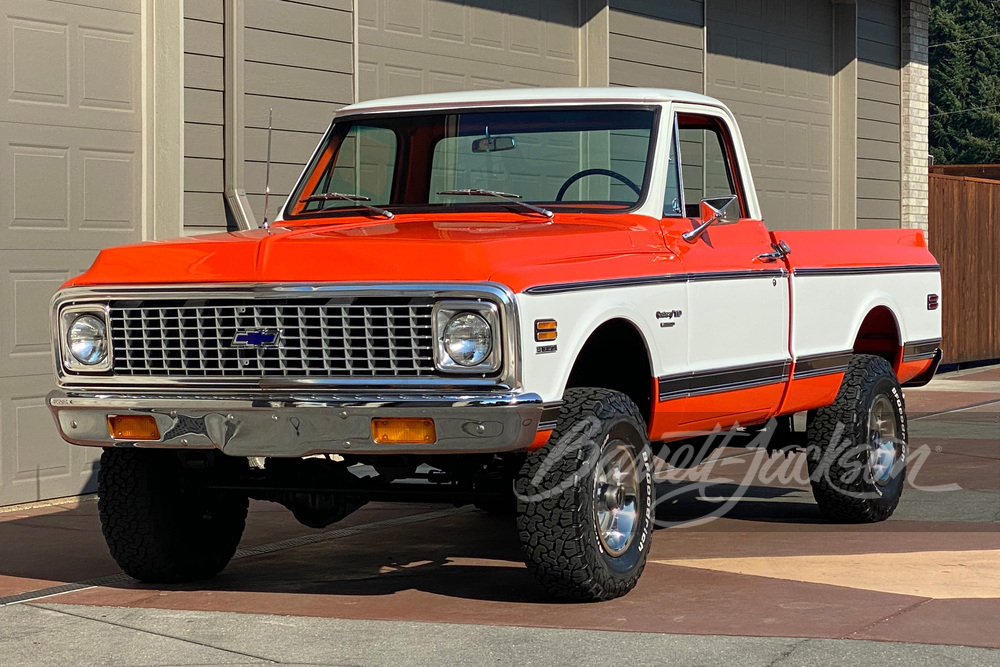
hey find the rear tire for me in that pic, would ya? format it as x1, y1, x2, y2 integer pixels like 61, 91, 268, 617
98, 448, 248, 583
806, 354, 907, 522
515, 388, 654, 601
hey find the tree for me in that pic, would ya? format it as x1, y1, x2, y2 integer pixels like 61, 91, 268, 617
930, 0, 1000, 164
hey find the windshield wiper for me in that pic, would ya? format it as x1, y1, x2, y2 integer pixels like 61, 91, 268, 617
437, 188, 553, 219
301, 192, 394, 220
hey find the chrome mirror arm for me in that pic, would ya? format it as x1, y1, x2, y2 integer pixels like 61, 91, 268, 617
682, 211, 723, 243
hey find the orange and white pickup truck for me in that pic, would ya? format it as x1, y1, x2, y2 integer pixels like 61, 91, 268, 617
47, 88, 941, 601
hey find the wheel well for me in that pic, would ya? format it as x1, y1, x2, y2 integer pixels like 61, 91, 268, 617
853, 307, 902, 370
565, 319, 653, 425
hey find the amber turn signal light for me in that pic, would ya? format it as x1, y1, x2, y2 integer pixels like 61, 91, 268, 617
107, 415, 161, 441
371, 418, 436, 444
534, 319, 558, 342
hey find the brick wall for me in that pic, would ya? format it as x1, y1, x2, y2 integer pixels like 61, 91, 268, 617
901, 0, 930, 232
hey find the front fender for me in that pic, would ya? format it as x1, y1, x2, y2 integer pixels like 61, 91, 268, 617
513, 291, 666, 403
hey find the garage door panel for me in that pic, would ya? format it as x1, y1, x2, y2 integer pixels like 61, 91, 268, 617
1, 0, 140, 132
0, 122, 140, 250
708, 0, 833, 229
0, 374, 100, 506
359, 0, 580, 101
0, 250, 100, 379
1, 0, 139, 506
48, 0, 139, 14
360, 44, 577, 100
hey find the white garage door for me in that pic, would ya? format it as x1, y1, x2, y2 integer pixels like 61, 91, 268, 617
358, 0, 581, 100
707, 0, 834, 230
0, 0, 142, 505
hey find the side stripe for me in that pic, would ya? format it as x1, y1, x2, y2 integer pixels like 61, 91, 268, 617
657, 360, 791, 402
792, 351, 852, 380
537, 403, 563, 431
792, 264, 940, 277
903, 338, 942, 362
524, 264, 939, 295
524, 269, 787, 295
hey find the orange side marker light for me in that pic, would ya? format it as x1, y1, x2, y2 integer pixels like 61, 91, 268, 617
534, 319, 558, 342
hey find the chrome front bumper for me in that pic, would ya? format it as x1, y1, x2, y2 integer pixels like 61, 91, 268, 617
47, 390, 559, 457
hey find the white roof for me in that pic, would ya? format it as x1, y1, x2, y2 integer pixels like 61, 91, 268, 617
337, 87, 726, 116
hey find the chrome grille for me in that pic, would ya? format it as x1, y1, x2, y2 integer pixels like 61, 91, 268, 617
109, 298, 436, 377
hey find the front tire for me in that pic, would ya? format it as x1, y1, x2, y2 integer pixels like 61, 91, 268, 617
98, 448, 248, 583
515, 388, 654, 601
806, 354, 907, 522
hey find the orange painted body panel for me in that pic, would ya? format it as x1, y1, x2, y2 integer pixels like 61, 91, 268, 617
778, 374, 845, 416
65, 213, 670, 290
897, 358, 936, 386
663, 217, 776, 268
64, 212, 937, 292
776, 228, 932, 270
649, 382, 785, 442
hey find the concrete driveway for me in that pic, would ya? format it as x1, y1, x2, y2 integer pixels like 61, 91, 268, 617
1, 366, 998, 666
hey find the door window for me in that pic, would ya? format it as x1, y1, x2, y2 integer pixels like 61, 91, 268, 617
676, 115, 743, 218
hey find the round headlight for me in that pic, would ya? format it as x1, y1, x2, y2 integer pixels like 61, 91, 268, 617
67, 314, 108, 366
442, 312, 492, 367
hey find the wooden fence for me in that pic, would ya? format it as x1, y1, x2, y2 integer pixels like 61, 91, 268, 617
928, 172, 1000, 364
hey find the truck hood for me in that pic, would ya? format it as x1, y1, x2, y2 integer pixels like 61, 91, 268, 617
67, 214, 668, 293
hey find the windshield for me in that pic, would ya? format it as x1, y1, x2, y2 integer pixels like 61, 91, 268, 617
285, 106, 658, 220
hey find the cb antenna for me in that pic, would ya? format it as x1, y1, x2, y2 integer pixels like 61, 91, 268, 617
262, 108, 273, 230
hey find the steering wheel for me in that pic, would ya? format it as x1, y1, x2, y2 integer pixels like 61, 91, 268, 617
556, 168, 642, 201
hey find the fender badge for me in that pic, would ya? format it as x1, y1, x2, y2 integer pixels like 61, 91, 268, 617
656, 310, 682, 328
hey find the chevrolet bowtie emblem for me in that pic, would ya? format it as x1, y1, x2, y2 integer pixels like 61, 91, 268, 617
232, 329, 282, 348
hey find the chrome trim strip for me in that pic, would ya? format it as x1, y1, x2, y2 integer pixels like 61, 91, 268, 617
792, 264, 941, 277
657, 360, 791, 402
537, 402, 563, 431
524, 269, 788, 296
792, 351, 853, 380
51, 282, 522, 392
57, 304, 114, 374
903, 338, 944, 362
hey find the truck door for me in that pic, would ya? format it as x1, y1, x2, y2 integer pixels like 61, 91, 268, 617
664, 111, 791, 429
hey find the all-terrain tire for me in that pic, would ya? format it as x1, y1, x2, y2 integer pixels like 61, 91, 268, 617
515, 388, 654, 601
806, 354, 907, 523
98, 448, 248, 583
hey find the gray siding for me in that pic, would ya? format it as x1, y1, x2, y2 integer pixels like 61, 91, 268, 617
609, 0, 704, 92
856, 0, 901, 229
182, 0, 354, 234
243, 0, 354, 226
183, 0, 226, 234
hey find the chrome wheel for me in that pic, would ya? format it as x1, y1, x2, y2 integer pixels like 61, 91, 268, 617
593, 442, 640, 557
868, 394, 901, 486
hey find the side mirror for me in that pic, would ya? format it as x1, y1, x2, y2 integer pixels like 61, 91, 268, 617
683, 195, 740, 243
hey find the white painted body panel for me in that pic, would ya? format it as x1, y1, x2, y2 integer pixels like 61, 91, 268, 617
515, 268, 939, 405
515, 282, 686, 404
686, 276, 790, 373
789, 272, 942, 359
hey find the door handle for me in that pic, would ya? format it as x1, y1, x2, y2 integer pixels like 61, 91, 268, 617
756, 240, 791, 263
